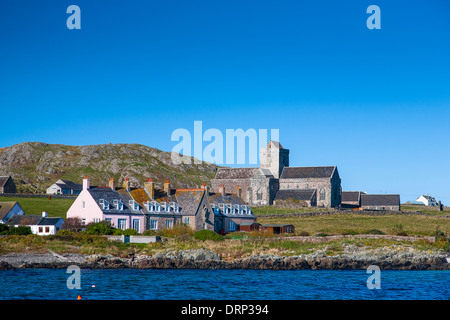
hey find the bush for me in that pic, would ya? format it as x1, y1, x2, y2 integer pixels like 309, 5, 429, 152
85, 221, 115, 235
193, 229, 224, 241
8, 226, 32, 235
313, 233, 329, 237
364, 229, 385, 235
159, 224, 195, 238
396, 232, 409, 237
297, 231, 310, 237
0, 223, 10, 235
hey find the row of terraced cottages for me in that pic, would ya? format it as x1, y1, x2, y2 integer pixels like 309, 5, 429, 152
66, 177, 278, 234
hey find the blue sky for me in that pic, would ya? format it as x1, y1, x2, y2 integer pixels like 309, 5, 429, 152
0, 1, 449, 203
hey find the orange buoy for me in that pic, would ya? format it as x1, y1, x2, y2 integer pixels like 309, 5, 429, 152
77, 295, 82, 300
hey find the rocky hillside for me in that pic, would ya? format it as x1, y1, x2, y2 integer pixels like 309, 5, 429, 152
0, 142, 218, 193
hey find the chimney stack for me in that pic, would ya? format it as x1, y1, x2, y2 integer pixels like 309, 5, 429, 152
123, 177, 130, 191
144, 178, 155, 199
82, 176, 90, 190
164, 180, 171, 195
109, 177, 115, 190
219, 184, 226, 196
201, 182, 209, 194
236, 186, 242, 199
42, 211, 48, 218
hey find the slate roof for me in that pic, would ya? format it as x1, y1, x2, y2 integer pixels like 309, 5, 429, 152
361, 194, 400, 207
280, 166, 336, 179
0, 202, 18, 221
214, 168, 269, 180
55, 180, 82, 191
117, 187, 204, 215
342, 191, 362, 203
88, 187, 135, 214
7, 215, 63, 226
7, 215, 42, 225
175, 189, 205, 215
274, 189, 316, 201
209, 193, 255, 218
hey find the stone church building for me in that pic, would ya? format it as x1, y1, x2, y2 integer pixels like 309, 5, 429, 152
211, 141, 342, 208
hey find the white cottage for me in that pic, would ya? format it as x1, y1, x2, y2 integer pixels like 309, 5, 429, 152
416, 195, 438, 207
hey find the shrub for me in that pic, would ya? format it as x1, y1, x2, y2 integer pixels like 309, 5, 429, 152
364, 229, 385, 235
123, 229, 139, 236
193, 229, 224, 241
396, 232, 409, 237
9, 226, 32, 235
159, 224, 195, 238
313, 233, 329, 237
297, 231, 310, 237
0, 224, 10, 235
85, 221, 115, 235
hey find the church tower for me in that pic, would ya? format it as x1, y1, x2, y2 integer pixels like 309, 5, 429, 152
259, 141, 289, 179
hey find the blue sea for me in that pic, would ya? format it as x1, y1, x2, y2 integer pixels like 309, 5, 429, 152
0, 269, 448, 300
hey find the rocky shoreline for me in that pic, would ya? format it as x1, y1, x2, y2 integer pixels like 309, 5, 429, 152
1, 247, 449, 270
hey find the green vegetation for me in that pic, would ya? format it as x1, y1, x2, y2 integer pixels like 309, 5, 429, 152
193, 230, 224, 241
0, 224, 32, 235
0, 196, 74, 219
257, 213, 450, 237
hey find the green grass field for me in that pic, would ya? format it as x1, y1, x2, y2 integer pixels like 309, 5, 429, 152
0, 196, 74, 219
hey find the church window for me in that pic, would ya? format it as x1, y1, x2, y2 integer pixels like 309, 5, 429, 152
256, 190, 263, 200
320, 189, 326, 201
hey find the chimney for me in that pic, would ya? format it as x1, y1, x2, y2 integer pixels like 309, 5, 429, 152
201, 182, 209, 194
123, 177, 130, 191
144, 179, 155, 199
219, 184, 226, 196
42, 211, 48, 218
164, 180, 171, 195
82, 176, 90, 190
236, 186, 242, 199
109, 177, 115, 190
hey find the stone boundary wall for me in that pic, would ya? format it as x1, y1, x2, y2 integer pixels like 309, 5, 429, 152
278, 234, 436, 243
260, 210, 450, 218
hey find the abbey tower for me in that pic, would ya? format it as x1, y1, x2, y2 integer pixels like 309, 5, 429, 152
259, 141, 290, 179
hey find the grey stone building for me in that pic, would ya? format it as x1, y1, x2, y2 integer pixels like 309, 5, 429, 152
0, 176, 16, 194
211, 141, 342, 208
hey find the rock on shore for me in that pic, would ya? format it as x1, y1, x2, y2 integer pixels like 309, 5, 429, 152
0, 247, 448, 270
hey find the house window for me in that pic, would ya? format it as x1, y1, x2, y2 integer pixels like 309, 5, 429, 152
45, 227, 50, 233
166, 220, 173, 229
133, 219, 140, 233
118, 219, 127, 230
39, 227, 43, 233
150, 219, 158, 230
229, 220, 236, 231
184, 217, 190, 225
82, 201, 85, 209
105, 218, 112, 227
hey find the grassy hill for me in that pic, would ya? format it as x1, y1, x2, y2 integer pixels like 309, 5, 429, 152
0, 142, 218, 193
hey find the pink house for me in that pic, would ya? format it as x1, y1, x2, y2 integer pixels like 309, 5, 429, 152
66, 177, 146, 233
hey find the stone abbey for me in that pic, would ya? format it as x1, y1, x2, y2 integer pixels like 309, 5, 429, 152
211, 141, 342, 208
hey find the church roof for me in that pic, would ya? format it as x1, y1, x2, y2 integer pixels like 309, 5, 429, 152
214, 168, 269, 180
342, 191, 363, 202
280, 166, 336, 179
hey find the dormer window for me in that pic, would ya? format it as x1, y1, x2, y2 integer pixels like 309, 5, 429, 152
113, 199, 124, 210
129, 200, 139, 211
99, 199, 110, 210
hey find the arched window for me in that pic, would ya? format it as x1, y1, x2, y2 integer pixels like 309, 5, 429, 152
320, 189, 326, 201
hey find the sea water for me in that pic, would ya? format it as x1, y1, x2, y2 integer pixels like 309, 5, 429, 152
0, 269, 448, 300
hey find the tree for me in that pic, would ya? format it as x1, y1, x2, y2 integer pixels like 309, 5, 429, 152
85, 221, 115, 235
62, 217, 83, 232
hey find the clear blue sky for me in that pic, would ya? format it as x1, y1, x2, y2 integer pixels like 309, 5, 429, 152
1, 1, 449, 203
